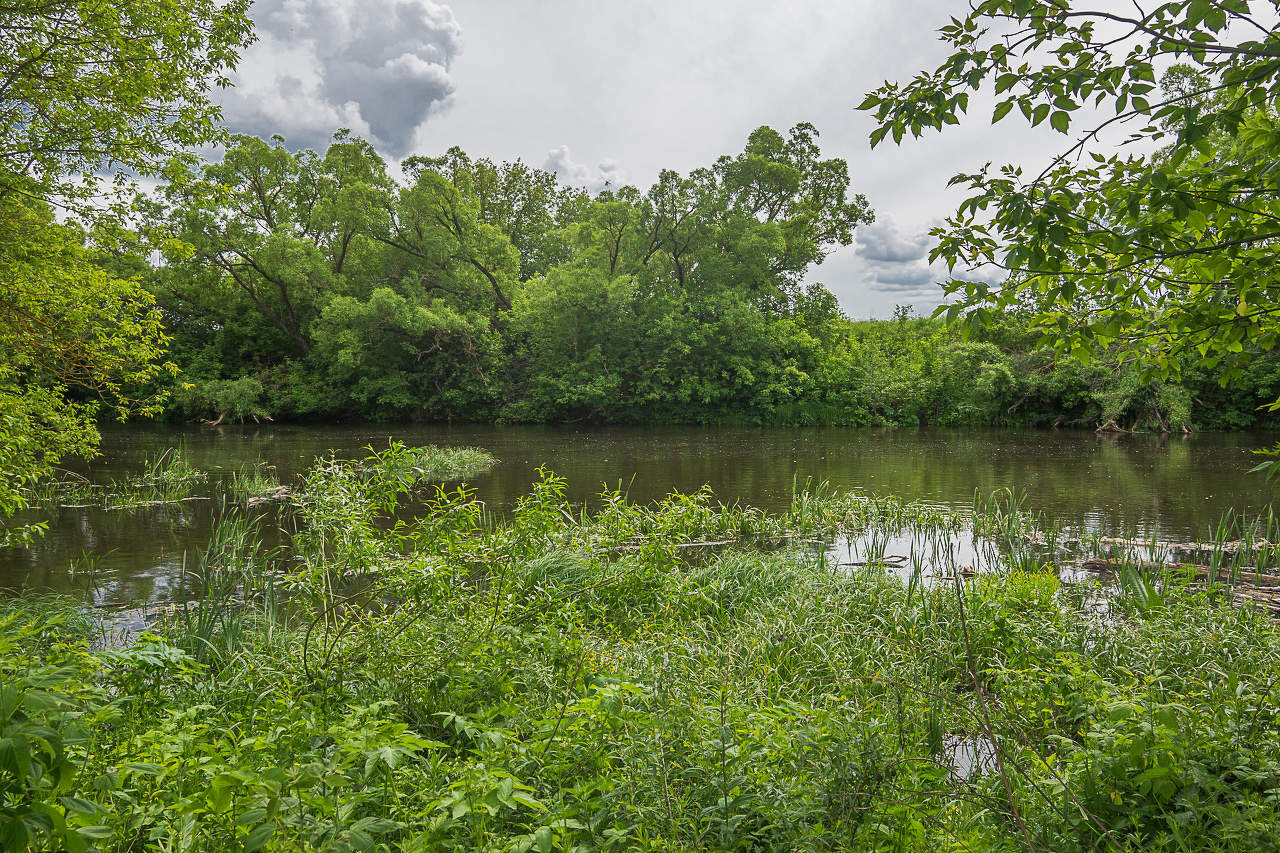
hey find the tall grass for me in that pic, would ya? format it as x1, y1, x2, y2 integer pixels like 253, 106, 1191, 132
24, 446, 208, 510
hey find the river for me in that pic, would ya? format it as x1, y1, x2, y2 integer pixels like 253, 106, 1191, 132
1, 424, 1275, 605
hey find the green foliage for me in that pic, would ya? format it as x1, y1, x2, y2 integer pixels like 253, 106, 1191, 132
137, 121, 1280, 431
861, 1, 1280, 409
0, 197, 174, 538
0, 0, 254, 202
6, 456, 1280, 850
313, 287, 498, 420
0, 610, 111, 851
141, 124, 884, 426
0, 0, 253, 538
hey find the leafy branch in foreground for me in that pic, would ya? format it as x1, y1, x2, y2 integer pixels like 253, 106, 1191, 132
861, 1, 1280, 405
0, 0, 253, 534
0, 0, 255, 204
0, 197, 174, 538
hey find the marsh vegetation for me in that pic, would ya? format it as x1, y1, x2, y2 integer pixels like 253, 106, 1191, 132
5, 445, 1280, 851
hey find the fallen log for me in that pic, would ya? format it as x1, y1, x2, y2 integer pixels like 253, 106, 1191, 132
589, 538, 736, 556
841, 554, 909, 567
245, 485, 292, 507
1065, 535, 1277, 556
1079, 557, 1280, 587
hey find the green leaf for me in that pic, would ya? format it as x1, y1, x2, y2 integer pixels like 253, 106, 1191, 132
59, 797, 104, 816
244, 823, 275, 852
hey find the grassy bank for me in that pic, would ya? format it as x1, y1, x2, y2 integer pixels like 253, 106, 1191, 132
4, 446, 1280, 851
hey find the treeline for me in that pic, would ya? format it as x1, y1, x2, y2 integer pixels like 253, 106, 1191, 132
124, 126, 1279, 431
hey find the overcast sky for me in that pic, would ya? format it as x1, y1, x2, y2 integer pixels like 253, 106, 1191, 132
219, 0, 1091, 318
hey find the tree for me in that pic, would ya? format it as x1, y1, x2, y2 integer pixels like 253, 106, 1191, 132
145, 134, 519, 421
1, 0, 254, 202
0, 0, 253, 530
860, 1, 1280, 402
509, 124, 872, 423
146, 134, 388, 358
568, 123, 872, 313
381, 159, 522, 314
0, 195, 172, 538
414, 147, 589, 279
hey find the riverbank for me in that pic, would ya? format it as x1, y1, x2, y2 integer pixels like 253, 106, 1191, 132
5, 445, 1280, 851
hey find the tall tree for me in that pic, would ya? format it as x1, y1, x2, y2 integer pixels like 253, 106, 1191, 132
146, 134, 516, 421
414, 147, 588, 279
510, 124, 872, 422
146, 134, 389, 357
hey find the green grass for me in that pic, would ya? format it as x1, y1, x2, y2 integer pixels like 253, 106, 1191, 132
3, 446, 1279, 851
24, 446, 208, 510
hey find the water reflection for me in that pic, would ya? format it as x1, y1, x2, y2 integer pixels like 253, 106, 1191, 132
1, 424, 1274, 604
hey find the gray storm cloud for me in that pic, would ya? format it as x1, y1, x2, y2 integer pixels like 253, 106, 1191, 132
219, 0, 461, 155
854, 217, 1002, 302
855, 217, 942, 294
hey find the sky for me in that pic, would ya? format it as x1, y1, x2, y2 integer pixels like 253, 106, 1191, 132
217, 0, 1096, 318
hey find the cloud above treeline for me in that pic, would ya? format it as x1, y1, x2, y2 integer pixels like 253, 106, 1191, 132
851, 217, 1003, 316
219, 0, 462, 155
855, 217, 943, 294
542, 146, 628, 195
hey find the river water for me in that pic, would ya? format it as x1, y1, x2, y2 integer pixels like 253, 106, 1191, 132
1, 424, 1275, 605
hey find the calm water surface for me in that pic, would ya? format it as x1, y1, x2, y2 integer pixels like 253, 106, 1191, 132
1, 424, 1275, 605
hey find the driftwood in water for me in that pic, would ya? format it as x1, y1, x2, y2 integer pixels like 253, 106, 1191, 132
841, 554, 909, 567
200, 410, 275, 426
1079, 557, 1280, 588
1095, 420, 1130, 434
1065, 535, 1277, 557
1232, 586, 1280, 615
59, 496, 210, 509
245, 486, 293, 507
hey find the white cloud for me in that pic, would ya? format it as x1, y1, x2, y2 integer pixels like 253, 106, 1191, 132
855, 217, 944, 294
856, 216, 933, 265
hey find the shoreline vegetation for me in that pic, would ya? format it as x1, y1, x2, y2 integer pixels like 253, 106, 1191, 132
158, 308, 1280, 433
5, 445, 1280, 851
137, 130, 1280, 434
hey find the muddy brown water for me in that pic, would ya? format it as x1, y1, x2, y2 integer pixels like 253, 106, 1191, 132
1, 424, 1275, 606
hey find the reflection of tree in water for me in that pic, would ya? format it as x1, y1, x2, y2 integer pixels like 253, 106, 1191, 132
1, 423, 1273, 604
